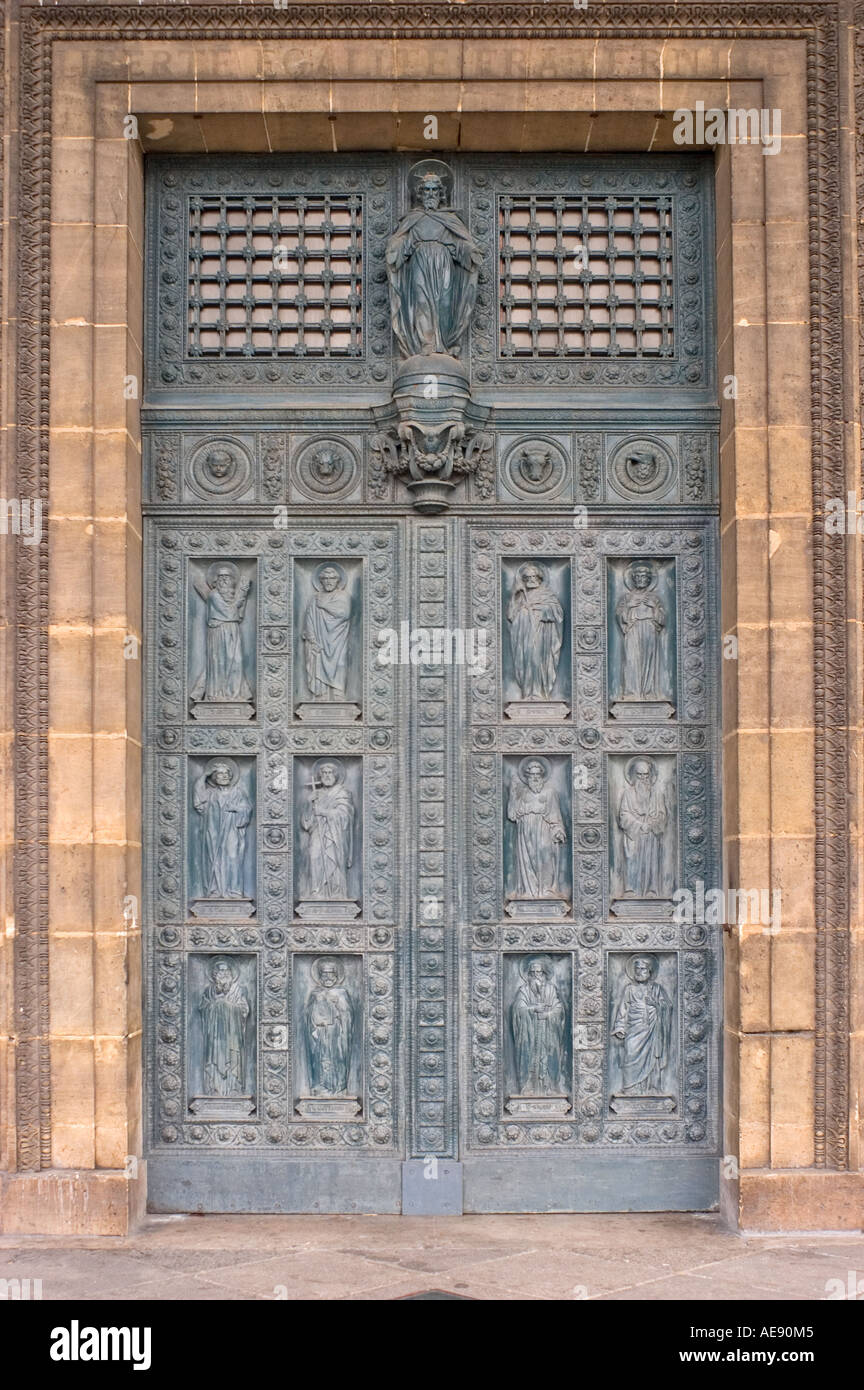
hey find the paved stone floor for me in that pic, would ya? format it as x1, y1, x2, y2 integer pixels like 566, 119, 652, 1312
1, 1213, 863, 1300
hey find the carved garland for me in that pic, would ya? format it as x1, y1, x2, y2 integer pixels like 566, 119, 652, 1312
13, 2, 849, 1172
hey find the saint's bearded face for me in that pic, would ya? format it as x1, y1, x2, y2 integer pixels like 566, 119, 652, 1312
631, 565, 653, 590
525, 762, 546, 792
319, 568, 340, 592
319, 764, 337, 787
420, 177, 443, 210
632, 958, 653, 983
521, 567, 543, 590
212, 964, 232, 993
214, 571, 235, 598
319, 966, 339, 988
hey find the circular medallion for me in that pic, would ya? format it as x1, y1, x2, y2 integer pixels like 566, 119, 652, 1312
188, 438, 252, 499
293, 437, 359, 501
504, 436, 569, 499
609, 437, 676, 500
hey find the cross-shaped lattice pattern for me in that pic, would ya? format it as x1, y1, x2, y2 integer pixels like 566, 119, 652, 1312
499, 193, 673, 358
188, 192, 363, 357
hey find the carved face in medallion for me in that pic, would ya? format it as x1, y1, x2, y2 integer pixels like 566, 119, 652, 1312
518, 447, 553, 486
310, 448, 343, 484
205, 447, 235, 481
625, 451, 660, 487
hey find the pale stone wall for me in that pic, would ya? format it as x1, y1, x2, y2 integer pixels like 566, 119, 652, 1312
0, 2, 861, 1233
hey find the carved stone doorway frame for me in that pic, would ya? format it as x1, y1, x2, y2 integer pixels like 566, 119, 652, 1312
1, 3, 860, 1233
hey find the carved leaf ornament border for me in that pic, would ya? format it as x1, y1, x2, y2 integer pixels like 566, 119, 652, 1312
13, 3, 848, 1171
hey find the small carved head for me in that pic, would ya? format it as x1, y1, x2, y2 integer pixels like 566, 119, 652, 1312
315, 959, 341, 989
208, 760, 234, 788
318, 566, 342, 593
517, 562, 547, 591
628, 954, 657, 983
518, 447, 552, 485
316, 761, 339, 788
213, 565, 237, 597
625, 757, 657, 789
311, 448, 340, 481
624, 559, 657, 592
521, 758, 549, 791
205, 447, 235, 480
625, 450, 659, 485
210, 957, 238, 992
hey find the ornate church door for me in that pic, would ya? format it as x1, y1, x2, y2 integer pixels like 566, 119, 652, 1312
143, 153, 720, 1212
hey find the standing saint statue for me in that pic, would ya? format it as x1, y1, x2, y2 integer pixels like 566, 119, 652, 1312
507, 758, 567, 901
386, 160, 482, 359
304, 958, 355, 1097
507, 562, 564, 701
511, 957, 567, 1096
199, 957, 250, 1096
615, 559, 667, 701
611, 954, 672, 1095
300, 760, 355, 901
192, 757, 253, 902
616, 757, 670, 899
190, 561, 252, 705
302, 563, 352, 701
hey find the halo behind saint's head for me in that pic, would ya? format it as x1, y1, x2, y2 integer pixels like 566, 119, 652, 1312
203, 756, 239, 786
312, 956, 344, 984
624, 755, 657, 786
313, 757, 345, 784
313, 561, 347, 591
210, 956, 239, 981
520, 954, 554, 981
516, 560, 549, 587
626, 953, 658, 981
207, 559, 241, 588
623, 558, 657, 591
518, 755, 551, 785
408, 158, 453, 204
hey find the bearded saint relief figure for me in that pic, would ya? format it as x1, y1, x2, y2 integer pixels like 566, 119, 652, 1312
505, 758, 570, 919
296, 759, 361, 921
386, 160, 482, 360
505, 562, 569, 721
304, 958, 355, 1096
611, 559, 674, 720
198, 957, 251, 1098
510, 957, 568, 1100
190, 561, 254, 721
613, 757, 674, 914
190, 757, 254, 918
610, 954, 675, 1113
296, 561, 361, 724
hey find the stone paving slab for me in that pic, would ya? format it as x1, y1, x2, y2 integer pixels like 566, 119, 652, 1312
0, 1213, 862, 1301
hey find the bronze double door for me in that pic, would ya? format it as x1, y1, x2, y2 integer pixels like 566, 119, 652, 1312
143, 151, 721, 1213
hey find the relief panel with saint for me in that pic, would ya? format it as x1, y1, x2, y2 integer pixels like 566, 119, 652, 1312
606, 557, 676, 721
503, 754, 572, 919
187, 952, 257, 1119
187, 755, 256, 919
292, 557, 362, 723
503, 953, 572, 1118
293, 755, 363, 921
292, 954, 363, 1119
501, 557, 571, 722
608, 754, 678, 917
187, 558, 257, 722
607, 951, 678, 1116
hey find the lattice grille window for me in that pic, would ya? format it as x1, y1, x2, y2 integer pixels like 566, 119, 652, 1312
188, 193, 363, 356
499, 194, 674, 357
